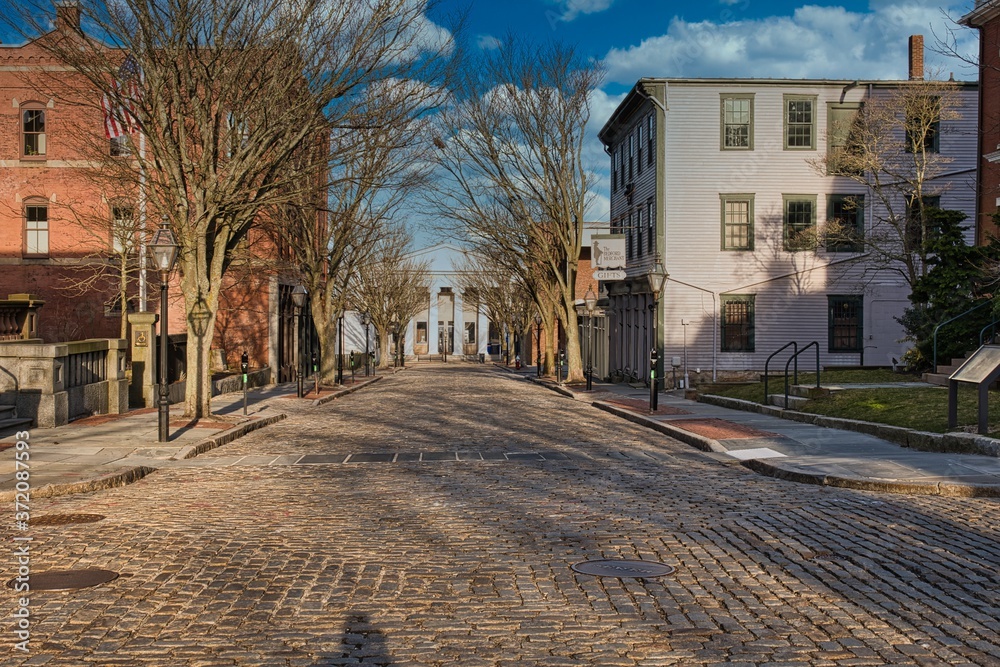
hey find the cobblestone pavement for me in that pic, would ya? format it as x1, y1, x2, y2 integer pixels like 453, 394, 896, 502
4, 365, 1000, 666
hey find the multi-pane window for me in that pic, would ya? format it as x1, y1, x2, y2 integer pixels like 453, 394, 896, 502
636, 207, 643, 257
721, 95, 753, 150
828, 295, 863, 352
905, 96, 940, 154
827, 102, 863, 174
22, 106, 46, 157
646, 114, 654, 166
637, 124, 643, 175
721, 194, 753, 250
826, 194, 864, 252
24, 202, 49, 256
783, 195, 816, 251
784, 96, 816, 149
615, 145, 625, 187
905, 194, 941, 248
111, 205, 134, 254
645, 200, 654, 255
110, 135, 131, 157
721, 295, 755, 352
628, 133, 635, 181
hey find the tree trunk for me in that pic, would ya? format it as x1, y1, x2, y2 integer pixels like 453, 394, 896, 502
180, 274, 220, 420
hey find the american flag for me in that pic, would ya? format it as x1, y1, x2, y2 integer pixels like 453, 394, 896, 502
101, 55, 142, 139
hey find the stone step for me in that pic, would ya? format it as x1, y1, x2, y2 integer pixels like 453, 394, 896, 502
766, 393, 810, 409
922, 371, 949, 387
0, 417, 33, 439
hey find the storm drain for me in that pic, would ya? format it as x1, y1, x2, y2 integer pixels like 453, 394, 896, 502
7, 569, 118, 591
571, 559, 675, 578
31, 514, 106, 526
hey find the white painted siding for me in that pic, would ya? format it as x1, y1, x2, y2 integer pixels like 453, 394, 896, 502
602, 78, 979, 379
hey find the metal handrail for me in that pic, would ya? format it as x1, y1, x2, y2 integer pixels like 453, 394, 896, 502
979, 319, 1000, 347
932, 300, 993, 370
764, 341, 798, 400
784, 341, 820, 409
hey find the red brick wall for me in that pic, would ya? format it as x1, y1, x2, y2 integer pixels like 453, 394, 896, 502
978, 19, 1000, 243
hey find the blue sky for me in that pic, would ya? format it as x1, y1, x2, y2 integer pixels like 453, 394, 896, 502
426, 0, 982, 223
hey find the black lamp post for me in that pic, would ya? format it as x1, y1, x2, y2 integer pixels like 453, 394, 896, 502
361, 312, 371, 376
647, 259, 669, 413
584, 287, 597, 391
337, 314, 345, 385
389, 321, 399, 368
149, 217, 179, 443
534, 314, 542, 377
291, 285, 307, 398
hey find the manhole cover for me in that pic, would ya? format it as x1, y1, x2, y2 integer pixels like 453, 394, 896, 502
571, 559, 675, 578
6, 569, 119, 591
31, 514, 106, 526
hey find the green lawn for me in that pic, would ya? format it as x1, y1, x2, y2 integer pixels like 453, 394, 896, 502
702, 369, 1000, 434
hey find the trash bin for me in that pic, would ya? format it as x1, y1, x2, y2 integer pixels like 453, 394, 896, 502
479, 353, 485, 363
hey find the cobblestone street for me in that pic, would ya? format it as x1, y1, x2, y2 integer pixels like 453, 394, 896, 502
5, 365, 1000, 666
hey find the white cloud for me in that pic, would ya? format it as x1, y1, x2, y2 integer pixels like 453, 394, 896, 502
602, 3, 979, 82
553, 0, 617, 22
476, 34, 501, 51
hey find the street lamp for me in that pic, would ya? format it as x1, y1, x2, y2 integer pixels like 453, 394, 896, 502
647, 258, 669, 413
389, 321, 399, 368
584, 287, 597, 391
291, 285, 307, 398
534, 314, 542, 377
360, 312, 371, 377
337, 313, 345, 385
149, 216, 178, 443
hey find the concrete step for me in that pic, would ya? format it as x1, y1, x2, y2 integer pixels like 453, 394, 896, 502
787, 384, 832, 399
767, 394, 810, 409
0, 417, 33, 439
922, 372, 949, 387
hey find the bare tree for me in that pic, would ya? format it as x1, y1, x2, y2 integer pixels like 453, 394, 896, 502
427, 36, 603, 382
812, 79, 968, 291
350, 227, 430, 369
452, 251, 534, 365
10, 0, 453, 418
268, 73, 448, 384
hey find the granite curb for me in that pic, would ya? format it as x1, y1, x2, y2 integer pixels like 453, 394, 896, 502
0, 465, 157, 503
311, 375, 384, 407
698, 393, 1000, 458
174, 413, 288, 459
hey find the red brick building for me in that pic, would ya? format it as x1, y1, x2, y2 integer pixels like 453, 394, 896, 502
962, 1, 1000, 243
0, 3, 307, 381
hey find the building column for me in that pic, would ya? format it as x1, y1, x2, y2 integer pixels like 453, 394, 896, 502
478, 306, 489, 357
428, 286, 439, 356
453, 290, 464, 356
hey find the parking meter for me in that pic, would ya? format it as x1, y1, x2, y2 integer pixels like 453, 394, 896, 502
649, 347, 658, 411
240, 351, 249, 415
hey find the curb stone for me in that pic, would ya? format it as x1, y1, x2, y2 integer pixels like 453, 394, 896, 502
699, 393, 1000, 458
312, 375, 383, 407
175, 413, 287, 460
0, 466, 157, 503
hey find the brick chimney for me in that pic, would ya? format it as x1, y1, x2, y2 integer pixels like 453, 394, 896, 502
55, 1, 81, 33
909, 35, 924, 80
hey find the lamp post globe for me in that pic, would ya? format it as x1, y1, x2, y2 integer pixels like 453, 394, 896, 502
149, 217, 179, 443
646, 259, 669, 413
